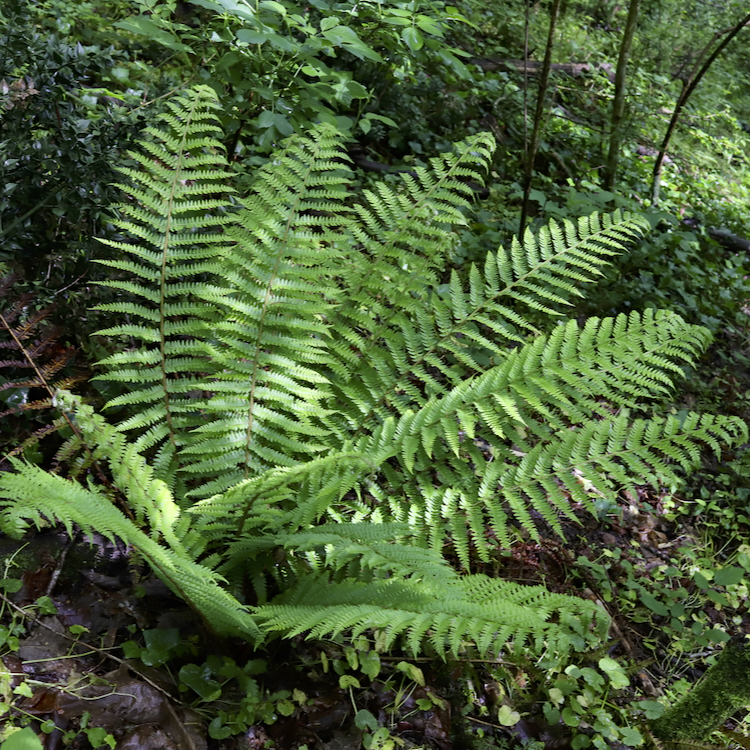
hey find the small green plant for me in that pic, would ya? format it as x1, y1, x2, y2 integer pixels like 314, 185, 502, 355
540, 658, 644, 750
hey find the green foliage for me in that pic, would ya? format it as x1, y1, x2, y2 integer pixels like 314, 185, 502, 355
575, 540, 749, 655
115, 0, 476, 152
0, 85, 746, 661
0, 0, 147, 279
539, 658, 644, 750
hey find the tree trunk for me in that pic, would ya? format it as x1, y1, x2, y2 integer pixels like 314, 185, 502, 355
651, 12, 750, 204
518, 0, 562, 239
651, 636, 750, 742
603, 0, 641, 191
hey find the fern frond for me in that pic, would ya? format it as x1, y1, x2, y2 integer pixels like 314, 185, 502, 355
256, 573, 605, 657
0, 454, 260, 641
325, 135, 494, 383
221, 523, 458, 584
393, 309, 711, 455
326, 211, 651, 433
7, 91, 746, 661
92, 85, 236, 484
53, 391, 186, 551
175, 125, 357, 495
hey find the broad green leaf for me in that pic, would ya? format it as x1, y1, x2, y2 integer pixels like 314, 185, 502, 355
259, 0, 287, 16
322, 26, 383, 61
619, 727, 644, 746
416, 15, 444, 36
497, 705, 521, 726
363, 113, 398, 128
598, 657, 629, 689
257, 111, 294, 136
179, 664, 223, 701
354, 709, 379, 732
402, 27, 424, 51
0, 728, 44, 750
191, 0, 256, 21
714, 566, 744, 586
114, 16, 192, 52
635, 700, 665, 720
236, 28, 268, 44
396, 661, 425, 686
438, 48, 470, 78
320, 16, 340, 31
638, 592, 669, 616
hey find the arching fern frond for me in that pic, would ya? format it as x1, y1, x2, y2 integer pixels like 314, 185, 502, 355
324, 211, 651, 433
256, 573, 608, 657
0, 454, 260, 641
393, 308, 712, 460
220, 522, 457, 584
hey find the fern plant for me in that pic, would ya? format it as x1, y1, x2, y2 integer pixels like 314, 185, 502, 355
0, 85, 745, 658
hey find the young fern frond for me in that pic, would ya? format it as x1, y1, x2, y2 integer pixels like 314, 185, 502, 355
0, 86, 746, 659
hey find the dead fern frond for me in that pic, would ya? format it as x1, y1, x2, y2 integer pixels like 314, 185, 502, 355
0, 272, 85, 463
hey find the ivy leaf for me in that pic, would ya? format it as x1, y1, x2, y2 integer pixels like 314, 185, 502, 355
359, 650, 381, 680
636, 700, 665, 720
396, 661, 425, 686
497, 705, 521, 726
141, 628, 181, 667
339, 675, 361, 689
355, 709, 379, 732
619, 727, 644, 746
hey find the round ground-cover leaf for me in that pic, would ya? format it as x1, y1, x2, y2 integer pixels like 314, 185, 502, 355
619, 726, 644, 746
635, 700, 665, 720
141, 628, 181, 667
497, 705, 521, 726
598, 657, 629, 689
0, 728, 44, 750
